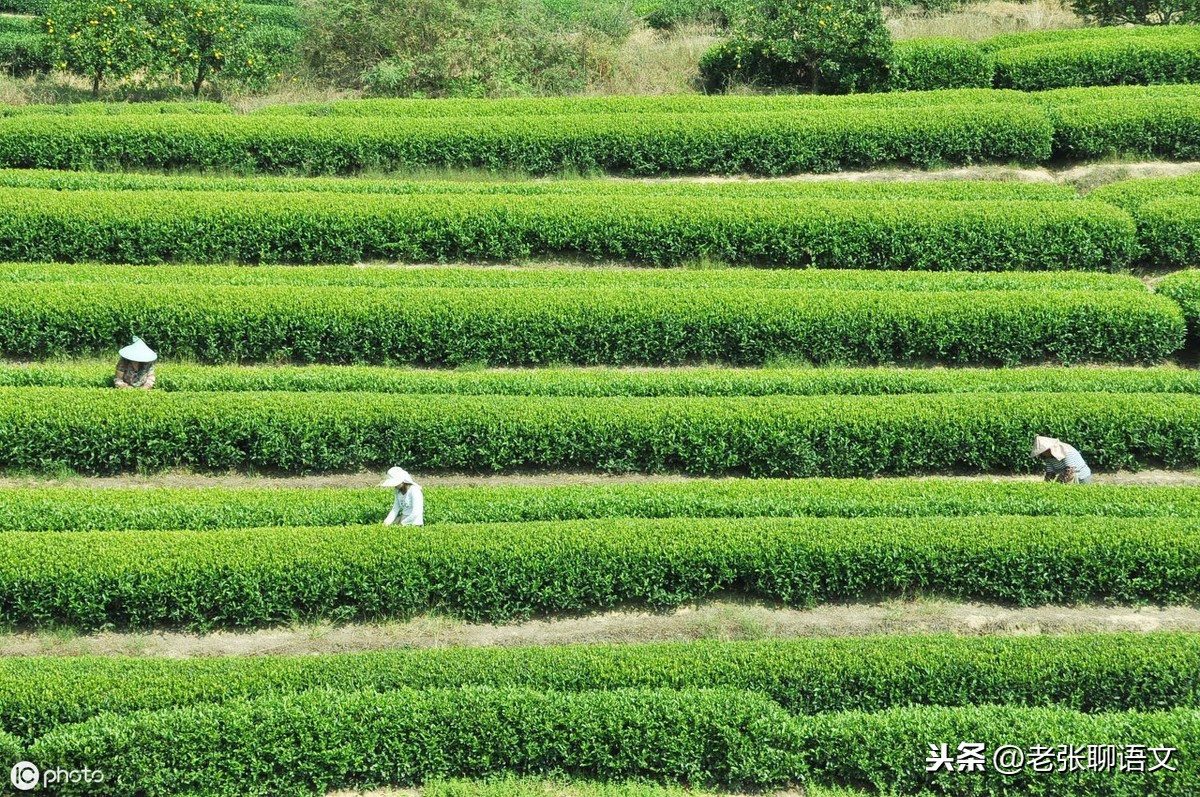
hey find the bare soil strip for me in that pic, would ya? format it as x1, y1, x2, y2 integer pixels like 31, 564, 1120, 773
3, 601, 1197, 658
1, 469, 1198, 489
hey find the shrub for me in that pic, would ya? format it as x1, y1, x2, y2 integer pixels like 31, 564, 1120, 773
2, 516, 1199, 628
0, 166, 1082, 200
8, 475, 1200, 531
802, 705, 1199, 796
0, 284, 1179, 366
29, 688, 804, 794
0, 389, 1196, 474
3, 635, 1197, 741
889, 38, 993, 92
994, 38, 1200, 91
642, 0, 731, 29
1049, 96, 1200, 160
0, 731, 20, 766
700, 0, 892, 93
0, 188, 1134, 268
1157, 269, 1200, 341
0, 104, 1055, 174
302, 0, 624, 96
0, 263, 1142, 290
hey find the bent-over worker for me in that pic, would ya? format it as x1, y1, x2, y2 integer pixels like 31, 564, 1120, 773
381, 466, 424, 526
114, 336, 157, 389
1031, 435, 1092, 484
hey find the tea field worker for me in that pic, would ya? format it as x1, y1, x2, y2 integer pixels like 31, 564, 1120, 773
381, 466, 424, 526
113, 336, 157, 390
1031, 435, 1093, 484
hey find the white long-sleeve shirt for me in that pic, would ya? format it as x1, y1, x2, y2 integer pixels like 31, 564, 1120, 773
384, 484, 424, 526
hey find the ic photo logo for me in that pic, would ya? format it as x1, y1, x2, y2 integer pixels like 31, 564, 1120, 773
10, 761, 38, 791
10, 761, 104, 790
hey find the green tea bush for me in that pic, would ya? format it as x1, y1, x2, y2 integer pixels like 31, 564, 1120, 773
1157, 269, 1200, 341
6, 360, 1195, 397
0, 28, 50, 75
0, 100, 230, 115
0, 104, 1055, 174
0, 285, 1180, 365
1089, 173, 1200, 209
3, 635, 1196, 741
29, 688, 803, 794
254, 88, 1036, 116
802, 705, 1199, 796
888, 38, 993, 92
0, 166, 1082, 201
0, 263, 1145, 290
0, 730, 20, 765
1130, 200, 1200, 269
2, 516, 1199, 628
2, 389, 1197, 475
0, 188, 1135, 268
995, 38, 1200, 91
8, 475, 1200, 531
1050, 97, 1200, 160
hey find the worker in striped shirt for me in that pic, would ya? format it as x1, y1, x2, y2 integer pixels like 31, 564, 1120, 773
1031, 436, 1093, 484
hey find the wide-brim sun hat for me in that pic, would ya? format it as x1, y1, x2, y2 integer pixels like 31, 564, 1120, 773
379, 467, 415, 487
1031, 435, 1067, 460
119, 336, 158, 364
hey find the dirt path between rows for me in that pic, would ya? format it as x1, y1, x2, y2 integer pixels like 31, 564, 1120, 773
2, 469, 1198, 489
4, 601, 1196, 658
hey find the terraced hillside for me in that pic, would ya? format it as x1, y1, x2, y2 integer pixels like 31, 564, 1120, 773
2, 92, 1200, 797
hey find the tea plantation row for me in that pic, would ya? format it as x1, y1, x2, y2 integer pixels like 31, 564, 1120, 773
0, 284, 1180, 365
7, 477, 1200, 532
11, 692, 1195, 796
2, 389, 1197, 474
3, 516, 1198, 628
7, 179, 1200, 267
2, 635, 1195, 741
0, 188, 1138, 269
5, 361, 1197, 396
9, 86, 1200, 174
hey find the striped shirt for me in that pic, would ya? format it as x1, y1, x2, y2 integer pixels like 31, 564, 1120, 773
1044, 445, 1092, 483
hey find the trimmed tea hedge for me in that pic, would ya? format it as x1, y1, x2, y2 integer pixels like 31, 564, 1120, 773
0, 167, 1083, 201
1130, 200, 1200, 270
0, 389, 1197, 474
1089, 174, 1200, 210
889, 39, 994, 92
0, 188, 1135, 268
252, 89, 1037, 117
1158, 269, 1200, 341
3, 635, 1196, 741
0, 286, 1179, 366
8, 477, 1200, 532
0, 105, 1055, 175
3, 361, 1195, 397
801, 705, 1198, 797
28, 687, 803, 795
1050, 97, 1200, 161
0, 263, 1146, 291
995, 38, 1200, 92
0, 101, 230, 116
2, 516, 1198, 628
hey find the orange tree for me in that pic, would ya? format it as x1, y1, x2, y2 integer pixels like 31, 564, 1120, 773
150, 0, 252, 95
43, 0, 154, 95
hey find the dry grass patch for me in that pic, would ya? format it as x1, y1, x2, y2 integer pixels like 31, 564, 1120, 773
888, 0, 1080, 41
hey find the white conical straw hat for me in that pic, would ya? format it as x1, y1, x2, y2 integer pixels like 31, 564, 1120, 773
118, 336, 157, 363
379, 467, 415, 487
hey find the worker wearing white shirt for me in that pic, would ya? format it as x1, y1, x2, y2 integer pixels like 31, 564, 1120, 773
380, 467, 424, 526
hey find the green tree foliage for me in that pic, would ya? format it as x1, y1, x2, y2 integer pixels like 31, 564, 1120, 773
700, 0, 891, 93
150, 0, 251, 95
1071, 0, 1198, 24
43, 0, 152, 94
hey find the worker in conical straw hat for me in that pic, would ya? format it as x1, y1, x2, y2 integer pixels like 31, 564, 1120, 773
1031, 435, 1092, 484
380, 466, 424, 526
113, 336, 157, 390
